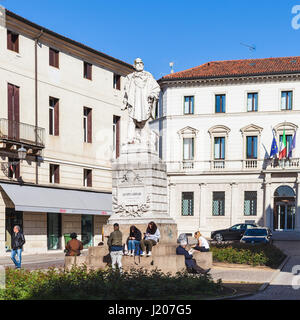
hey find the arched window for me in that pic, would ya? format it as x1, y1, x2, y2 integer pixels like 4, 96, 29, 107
274, 185, 295, 197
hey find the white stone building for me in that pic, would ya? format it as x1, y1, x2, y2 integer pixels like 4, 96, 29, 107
0, 8, 133, 255
152, 56, 300, 238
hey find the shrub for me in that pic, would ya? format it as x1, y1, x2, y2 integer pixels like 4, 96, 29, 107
211, 243, 285, 268
0, 266, 223, 300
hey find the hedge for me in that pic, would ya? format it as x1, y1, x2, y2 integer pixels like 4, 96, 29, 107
211, 243, 286, 268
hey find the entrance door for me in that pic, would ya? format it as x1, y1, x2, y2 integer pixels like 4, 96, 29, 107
81, 215, 93, 248
47, 213, 61, 250
274, 202, 295, 231
5, 208, 23, 251
7, 83, 20, 141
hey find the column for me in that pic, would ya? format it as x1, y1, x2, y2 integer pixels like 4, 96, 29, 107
295, 173, 300, 231
230, 183, 238, 226
263, 173, 272, 228
198, 183, 207, 231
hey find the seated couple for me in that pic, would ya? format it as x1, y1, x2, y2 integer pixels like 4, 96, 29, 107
127, 221, 160, 257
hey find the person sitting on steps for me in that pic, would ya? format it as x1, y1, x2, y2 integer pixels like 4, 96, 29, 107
128, 225, 142, 256
176, 240, 210, 275
193, 231, 210, 252
140, 221, 160, 257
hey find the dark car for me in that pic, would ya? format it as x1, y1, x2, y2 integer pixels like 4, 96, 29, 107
211, 223, 257, 242
240, 227, 273, 244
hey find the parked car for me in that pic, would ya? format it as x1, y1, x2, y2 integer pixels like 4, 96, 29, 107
211, 223, 257, 242
240, 227, 272, 244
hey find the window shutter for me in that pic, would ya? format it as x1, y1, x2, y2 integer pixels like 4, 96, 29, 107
54, 99, 59, 136
87, 109, 92, 143
14, 86, 20, 140
14, 34, 19, 53
116, 116, 120, 158
87, 170, 92, 187
88, 64, 92, 80
49, 48, 54, 66
56, 50, 59, 68
7, 31, 12, 50
15, 161, 20, 179
54, 165, 60, 183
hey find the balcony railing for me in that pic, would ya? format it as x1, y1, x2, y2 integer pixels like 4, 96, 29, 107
0, 119, 45, 148
166, 158, 300, 173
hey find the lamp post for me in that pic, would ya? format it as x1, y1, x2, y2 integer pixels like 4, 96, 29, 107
17, 146, 27, 162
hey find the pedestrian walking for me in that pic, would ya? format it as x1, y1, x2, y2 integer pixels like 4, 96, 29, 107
11, 225, 25, 269
107, 223, 123, 272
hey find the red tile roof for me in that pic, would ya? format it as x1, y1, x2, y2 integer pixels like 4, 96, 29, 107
161, 56, 300, 80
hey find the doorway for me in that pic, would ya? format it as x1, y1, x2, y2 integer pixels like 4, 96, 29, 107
273, 186, 296, 231
5, 208, 23, 251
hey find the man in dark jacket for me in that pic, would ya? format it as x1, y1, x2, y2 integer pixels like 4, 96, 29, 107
176, 240, 210, 275
107, 223, 123, 272
65, 233, 83, 256
11, 225, 25, 269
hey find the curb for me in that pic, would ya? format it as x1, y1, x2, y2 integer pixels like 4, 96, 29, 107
257, 255, 290, 292
213, 255, 290, 300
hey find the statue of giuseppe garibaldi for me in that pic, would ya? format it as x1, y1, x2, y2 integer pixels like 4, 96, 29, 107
122, 58, 160, 145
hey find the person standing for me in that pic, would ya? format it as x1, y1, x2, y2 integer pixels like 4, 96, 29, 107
128, 225, 142, 256
107, 223, 123, 272
140, 221, 160, 257
11, 225, 25, 269
65, 232, 83, 256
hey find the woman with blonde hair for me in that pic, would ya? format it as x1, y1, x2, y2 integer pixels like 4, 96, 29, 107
193, 231, 210, 252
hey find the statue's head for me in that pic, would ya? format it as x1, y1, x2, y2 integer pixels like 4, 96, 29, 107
134, 58, 144, 72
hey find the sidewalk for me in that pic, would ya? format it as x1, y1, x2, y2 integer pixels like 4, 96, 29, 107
0, 250, 87, 270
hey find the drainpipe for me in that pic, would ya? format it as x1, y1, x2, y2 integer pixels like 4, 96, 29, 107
34, 30, 43, 185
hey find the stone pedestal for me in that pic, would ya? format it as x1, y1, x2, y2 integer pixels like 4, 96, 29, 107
105, 143, 177, 243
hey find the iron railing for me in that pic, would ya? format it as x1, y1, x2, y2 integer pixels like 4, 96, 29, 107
0, 119, 45, 148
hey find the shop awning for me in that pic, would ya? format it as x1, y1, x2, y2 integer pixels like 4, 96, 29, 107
0, 183, 111, 215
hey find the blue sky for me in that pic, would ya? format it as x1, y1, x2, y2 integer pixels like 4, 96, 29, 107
1, 0, 300, 79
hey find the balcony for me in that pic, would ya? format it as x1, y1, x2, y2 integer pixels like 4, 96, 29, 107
167, 158, 300, 173
0, 119, 45, 151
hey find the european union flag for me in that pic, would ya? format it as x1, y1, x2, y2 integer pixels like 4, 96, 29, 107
270, 135, 278, 158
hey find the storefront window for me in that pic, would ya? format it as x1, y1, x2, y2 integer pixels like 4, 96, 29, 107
47, 213, 61, 250
81, 215, 94, 248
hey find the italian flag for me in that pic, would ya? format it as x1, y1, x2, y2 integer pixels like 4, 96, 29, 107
279, 129, 287, 159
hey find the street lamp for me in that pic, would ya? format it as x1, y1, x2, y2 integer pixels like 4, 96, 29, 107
17, 146, 27, 161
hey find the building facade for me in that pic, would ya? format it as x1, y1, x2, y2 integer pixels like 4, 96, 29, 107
153, 57, 300, 237
0, 8, 133, 255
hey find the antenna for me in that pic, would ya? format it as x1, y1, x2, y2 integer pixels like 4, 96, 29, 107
240, 43, 256, 52
169, 62, 174, 74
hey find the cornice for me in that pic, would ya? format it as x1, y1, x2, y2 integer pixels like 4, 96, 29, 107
5, 10, 134, 76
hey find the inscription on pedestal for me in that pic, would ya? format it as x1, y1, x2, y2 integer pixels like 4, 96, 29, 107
118, 186, 145, 206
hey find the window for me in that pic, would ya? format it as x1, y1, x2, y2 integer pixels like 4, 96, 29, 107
214, 137, 225, 160
247, 93, 258, 112
280, 134, 293, 156
113, 115, 121, 158
281, 91, 293, 110
182, 192, 194, 216
246, 136, 258, 159
49, 97, 59, 136
84, 62, 92, 80
8, 158, 20, 179
212, 192, 225, 216
7, 30, 19, 53
183, 138, 194, 160
113, 74, 121, 90
49, 48, 59, 68
184, 96, 194, 114
215, 94, 226, 113
244, 191, 257, 216
83, 169, 92, 187
83, 107, 92, 143
49, 164, 59, 184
